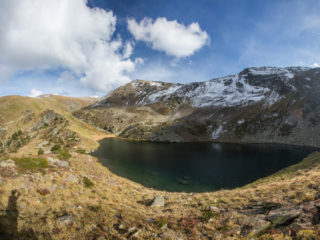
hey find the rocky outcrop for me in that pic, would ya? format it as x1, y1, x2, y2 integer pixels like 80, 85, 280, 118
75, 66, 320, 147
32, 110, 65, 130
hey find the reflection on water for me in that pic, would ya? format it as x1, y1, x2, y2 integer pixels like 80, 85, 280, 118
92, 138, 317, 192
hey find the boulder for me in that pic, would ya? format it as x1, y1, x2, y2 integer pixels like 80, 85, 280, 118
266, 206, 301, 226
47, 157, 69, 168
150, 196, 165, 207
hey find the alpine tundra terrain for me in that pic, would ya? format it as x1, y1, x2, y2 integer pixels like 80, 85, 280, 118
75, 66, 320, 147
0, 67, 320, 239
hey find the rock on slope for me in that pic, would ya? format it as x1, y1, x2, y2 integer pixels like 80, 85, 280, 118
74, 66, 320, 147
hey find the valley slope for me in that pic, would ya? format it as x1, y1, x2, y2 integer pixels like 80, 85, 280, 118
75, 66, 320, 147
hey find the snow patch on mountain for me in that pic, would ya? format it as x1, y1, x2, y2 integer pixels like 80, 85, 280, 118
143, 70, 284, 108
147, 85, 181, 103
96, 66, 310, 109
211, 125, 223, 140
248, 67, 295, 80
182, 74, 273, 107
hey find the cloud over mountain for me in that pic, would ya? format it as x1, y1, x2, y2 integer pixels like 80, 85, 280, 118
128, 17, 209, 58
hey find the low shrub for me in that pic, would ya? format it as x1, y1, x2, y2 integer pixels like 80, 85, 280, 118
83, 176, 94, 188
156, 217, 168, 229
88, 205, 102, 212
201, 209, 218, 222
57, 149, 71, 160
38, 148, 44, 155
297, 230, 317, 240
51, 144, 61, 153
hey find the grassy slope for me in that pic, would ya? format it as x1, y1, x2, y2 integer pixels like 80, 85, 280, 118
0, 95, 110, 150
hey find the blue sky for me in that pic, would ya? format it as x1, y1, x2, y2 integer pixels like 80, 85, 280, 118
0, 0, 320, 97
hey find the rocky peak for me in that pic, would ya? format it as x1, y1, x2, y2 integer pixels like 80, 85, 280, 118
93, 66, 314, 110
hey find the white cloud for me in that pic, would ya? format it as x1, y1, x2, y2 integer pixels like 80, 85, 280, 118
0, 0, 139, 92
134, 58, 144, 65
123, 41, 134, 59
29, 88, 43, 98
313, 62, 320, 67
128, 17, 209, 58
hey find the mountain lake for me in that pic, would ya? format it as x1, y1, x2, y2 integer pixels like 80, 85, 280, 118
92, 138, 317, 192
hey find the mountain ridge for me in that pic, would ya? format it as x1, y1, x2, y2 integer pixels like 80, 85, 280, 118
74, 66, 320, 147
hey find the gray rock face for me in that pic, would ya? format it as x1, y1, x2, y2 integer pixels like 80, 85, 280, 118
150, 196, 165, 207
47, 157, 69, 168
32, 110, 64, 130
75, 66, 320, 147
266, 206, 301, 226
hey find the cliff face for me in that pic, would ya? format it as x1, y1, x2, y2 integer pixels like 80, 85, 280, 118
74, 66, 320, 147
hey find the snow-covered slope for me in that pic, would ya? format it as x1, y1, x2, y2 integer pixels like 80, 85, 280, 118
95, 66, 309, 109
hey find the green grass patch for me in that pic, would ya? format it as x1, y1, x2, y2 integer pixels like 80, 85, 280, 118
51, 144, 61, 153
12, 157, 48, 172
156, 217, 169, 229
272, 215, 287, 225
83, 176, 94, 188
75, 149, 86, 154
57, 149, 71, 160
0, 156, 9, 161
38, 148, 44, 155
201, 209, 218, 222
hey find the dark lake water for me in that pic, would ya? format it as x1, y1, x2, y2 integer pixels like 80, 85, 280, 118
92, 138, 317, 192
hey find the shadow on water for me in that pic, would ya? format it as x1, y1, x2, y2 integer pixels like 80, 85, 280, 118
0, 190, 38, 240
